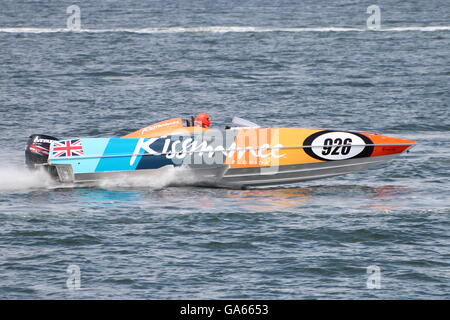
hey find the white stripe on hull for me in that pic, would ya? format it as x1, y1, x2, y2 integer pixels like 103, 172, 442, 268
218, 155, 397, 187
68, 154, 399, 188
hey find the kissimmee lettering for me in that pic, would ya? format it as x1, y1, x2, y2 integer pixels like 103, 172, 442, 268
129, 136, 286, 166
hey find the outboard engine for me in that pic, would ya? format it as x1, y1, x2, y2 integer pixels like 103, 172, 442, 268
25, 134, 59, 169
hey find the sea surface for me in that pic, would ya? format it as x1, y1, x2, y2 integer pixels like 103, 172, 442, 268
0, 0, 449, 299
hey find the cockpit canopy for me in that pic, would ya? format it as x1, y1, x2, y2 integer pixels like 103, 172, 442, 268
121, 116, 260, 139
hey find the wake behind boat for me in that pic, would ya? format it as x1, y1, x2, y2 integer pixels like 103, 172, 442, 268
25, 116, 416, 188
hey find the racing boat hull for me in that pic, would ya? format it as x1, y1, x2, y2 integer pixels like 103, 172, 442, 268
219, 154, 398, 187
25, 118, 416, 188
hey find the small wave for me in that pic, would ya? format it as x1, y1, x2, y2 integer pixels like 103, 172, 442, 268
0, 166, 56, 192
0, 165, 213, 192
0, 25, 449, 34
94, 165, 202, 190
383, 26, 450, 32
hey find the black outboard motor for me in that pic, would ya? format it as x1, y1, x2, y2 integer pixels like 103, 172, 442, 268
25, 134, 59, 169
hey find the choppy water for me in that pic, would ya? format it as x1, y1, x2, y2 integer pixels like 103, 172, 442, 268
0, 0, 449, 299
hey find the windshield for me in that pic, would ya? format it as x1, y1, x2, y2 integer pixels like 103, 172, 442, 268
231, 117, 260, 128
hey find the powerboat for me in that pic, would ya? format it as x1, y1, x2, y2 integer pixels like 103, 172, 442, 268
25, 117, 416, 188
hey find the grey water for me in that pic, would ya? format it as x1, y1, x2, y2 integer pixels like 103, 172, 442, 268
0, 0, 449, 299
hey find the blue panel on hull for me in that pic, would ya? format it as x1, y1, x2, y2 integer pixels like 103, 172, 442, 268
135, 154, 175, 170
49, 137, 183, 174
95, 138, 179, 172
49, 138, 110, 174
95, 138, 142, 172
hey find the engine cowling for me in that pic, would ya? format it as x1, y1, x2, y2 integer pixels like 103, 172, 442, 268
25, 134, 59, 169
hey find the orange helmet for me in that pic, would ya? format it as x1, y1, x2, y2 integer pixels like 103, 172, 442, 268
194, 113, 211, 128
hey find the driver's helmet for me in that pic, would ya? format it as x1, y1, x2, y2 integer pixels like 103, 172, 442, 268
194, 113, 211, 128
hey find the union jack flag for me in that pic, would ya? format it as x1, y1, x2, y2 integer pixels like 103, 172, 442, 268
52, 139, 84, 158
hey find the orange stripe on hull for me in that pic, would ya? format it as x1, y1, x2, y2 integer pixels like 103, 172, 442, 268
361, 133, 416, 157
